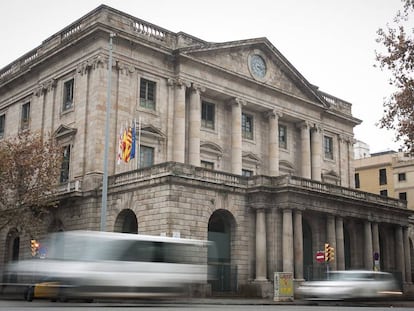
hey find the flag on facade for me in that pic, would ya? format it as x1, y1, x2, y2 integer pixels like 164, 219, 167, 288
130, 120, 136, 160
122, 126, 133, 163
117, 126, 124, 165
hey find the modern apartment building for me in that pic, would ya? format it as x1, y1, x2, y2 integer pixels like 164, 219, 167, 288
1, 5, 413, 297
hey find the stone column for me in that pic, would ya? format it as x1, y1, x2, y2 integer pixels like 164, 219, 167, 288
188, 84, 204, 167
172, 79, 189, 163
326, 215, 337, 270
311, 124, 322, 181
255, 209, 267, 281
231, 98, 243, 175
298, 122, 311, 179
395, 226, 405, 282
268, 110, 282, 176
282, 209, 294, 273
335, 217, 345, 270
293, 210, 304, 280
372, 222, 380, 270
403, 227, 412, 283
364, 221, 373, 270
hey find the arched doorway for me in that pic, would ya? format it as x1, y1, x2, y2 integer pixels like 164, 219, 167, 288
114, 209, 138, 234
4, 229, 20, 263
302, 219, 313, 280
4, 229, 20, 283
207, 209, 235, 292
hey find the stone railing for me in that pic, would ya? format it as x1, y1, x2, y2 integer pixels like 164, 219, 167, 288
109, 162, 406, 210
55, 179, 82, 196
275, 175, 405, 209
109, 162, 247, 188
0, 5, 177, 82
132, 20, 167, 41
319, 91, 352, 116
0, 48, 39, 80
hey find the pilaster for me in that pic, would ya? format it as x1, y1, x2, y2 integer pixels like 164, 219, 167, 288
230, 98, 244, 175
267, 109, 282, 177
188, 83, 205, 167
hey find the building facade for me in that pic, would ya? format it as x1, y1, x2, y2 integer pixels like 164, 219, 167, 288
1, 5, 413, 297
355, 150, 414, 211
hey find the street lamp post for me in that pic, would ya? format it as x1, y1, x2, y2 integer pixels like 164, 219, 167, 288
100, 33, 115, 231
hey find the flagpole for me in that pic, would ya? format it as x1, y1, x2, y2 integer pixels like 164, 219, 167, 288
101, 32, 115, 232
138, 116, 141, 168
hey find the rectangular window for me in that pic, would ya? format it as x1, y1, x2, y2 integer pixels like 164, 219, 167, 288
139, 145, 154, 168
379, 168, 387, 185
139, 78, 156, 110
0, 114, 5, 138
63, 78, 74, 111
399, 192, 407, 201
201, 101, 215, 129
242, 113, 253, 140
21, 102, 30, 130
201, 160, 214, 170
355, 173, 360, 189
60, 145, 71, 183
398, 172, 406, 182
279, 124, 287, 149
380, 189, 388, 197
324, 136, 333, 159
242, 169, 253, 177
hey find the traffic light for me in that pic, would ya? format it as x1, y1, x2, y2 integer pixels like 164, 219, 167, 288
324, 243, 335, 262
329, 246, 335, 262
324, 243, 330, 262
30, 239, 39, 257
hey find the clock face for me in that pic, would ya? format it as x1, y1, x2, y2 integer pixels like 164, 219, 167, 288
250, 54, 267, 78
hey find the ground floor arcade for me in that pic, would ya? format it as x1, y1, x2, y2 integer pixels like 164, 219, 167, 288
1, 162, 413, 297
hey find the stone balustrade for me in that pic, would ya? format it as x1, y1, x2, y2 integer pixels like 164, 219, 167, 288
108, 162, 407, 210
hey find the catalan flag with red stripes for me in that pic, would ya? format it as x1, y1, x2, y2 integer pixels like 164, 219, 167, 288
122, 126, 133, 163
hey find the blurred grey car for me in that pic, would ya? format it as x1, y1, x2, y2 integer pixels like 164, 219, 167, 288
296, 270, 401, 300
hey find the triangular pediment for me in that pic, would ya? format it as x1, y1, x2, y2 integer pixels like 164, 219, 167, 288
180, 38, 327, 107
54, 124, 77, 139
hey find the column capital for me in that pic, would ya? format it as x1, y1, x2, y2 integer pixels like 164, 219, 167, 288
90, 55, 106, 70
296, 120, 310, 130
265, 109, 283, 120
76, 60, 92, 76
311, 122, 323, 132
116, 61, 135, 76
191, 83, 206, 93
167, 77, 191, 88
35, 78, 57, 96
229, 97, 246, 107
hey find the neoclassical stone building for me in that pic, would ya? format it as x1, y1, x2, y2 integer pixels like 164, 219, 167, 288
1, 5, 413, 297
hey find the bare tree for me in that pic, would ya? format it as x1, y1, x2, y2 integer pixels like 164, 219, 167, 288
376, 0, 414, 151
0, 131, 62, 234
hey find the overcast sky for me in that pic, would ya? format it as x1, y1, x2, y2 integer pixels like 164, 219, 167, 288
0, 0, 409, 153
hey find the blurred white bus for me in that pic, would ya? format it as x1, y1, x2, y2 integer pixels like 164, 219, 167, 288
4, 230, 212, 300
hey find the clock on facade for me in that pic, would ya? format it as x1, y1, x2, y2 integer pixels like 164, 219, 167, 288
250, 54, 267, 79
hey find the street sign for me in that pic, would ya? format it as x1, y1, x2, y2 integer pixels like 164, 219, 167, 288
316, 251, 325, 263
